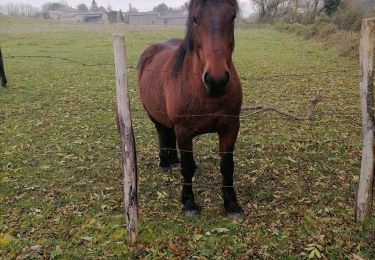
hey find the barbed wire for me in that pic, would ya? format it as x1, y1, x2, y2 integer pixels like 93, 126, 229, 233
126, 65, 359, 81
4, 55, 114, 67
4, 54, 364, 122
125, 106, 363, 121
0, 44, 366, 219
2, 54, 364, 147
133, 139, 364, 190
4, 55, 359, 82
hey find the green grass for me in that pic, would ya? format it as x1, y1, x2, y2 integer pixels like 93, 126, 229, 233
0, 16, 374, 258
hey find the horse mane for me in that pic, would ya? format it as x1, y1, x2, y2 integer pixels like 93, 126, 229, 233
172, 0, 239, 74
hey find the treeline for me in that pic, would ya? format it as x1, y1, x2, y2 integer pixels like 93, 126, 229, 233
251, 0, 375, 30
152, 2, 189, 16
0, 3, 40, 17
0, 1, 190, 23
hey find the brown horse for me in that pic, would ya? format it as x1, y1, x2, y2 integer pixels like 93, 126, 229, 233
138, 0, 243, 218
0, 48, 7, 87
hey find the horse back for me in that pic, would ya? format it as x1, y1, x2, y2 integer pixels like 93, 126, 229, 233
137, 39, 182, 128
137, 39, 181, 79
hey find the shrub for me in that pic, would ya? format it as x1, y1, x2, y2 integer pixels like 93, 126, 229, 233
332, 7, 363, 31
275, 23, 318, 38
314, 13, 331, 25
316, 23, 338, 38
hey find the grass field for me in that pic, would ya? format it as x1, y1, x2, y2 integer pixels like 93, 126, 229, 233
0, 16, 374, 258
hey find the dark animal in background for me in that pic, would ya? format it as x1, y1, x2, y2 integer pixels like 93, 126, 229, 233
138, 0, 243, 218
0, 48, 7, 87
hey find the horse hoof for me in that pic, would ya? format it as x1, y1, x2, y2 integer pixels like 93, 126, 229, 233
182, 208, 200, 217
226, 211, 245, 220
171, 162, 180, 168
160, 163, 180, 172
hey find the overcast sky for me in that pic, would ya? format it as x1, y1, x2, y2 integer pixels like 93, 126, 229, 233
0, 0, 254, 14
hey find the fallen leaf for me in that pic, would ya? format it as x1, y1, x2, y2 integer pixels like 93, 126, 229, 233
212, 228, 229, 234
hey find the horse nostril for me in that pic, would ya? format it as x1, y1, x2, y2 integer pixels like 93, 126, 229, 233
222, 71, 230, 85
203, 71, 230, 96
204, 72, 212, 85
204, 72, 229, 86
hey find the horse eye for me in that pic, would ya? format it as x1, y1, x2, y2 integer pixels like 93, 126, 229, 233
193, 16, 198, 25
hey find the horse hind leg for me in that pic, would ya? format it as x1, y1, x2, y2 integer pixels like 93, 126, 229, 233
153, 121, 180, 171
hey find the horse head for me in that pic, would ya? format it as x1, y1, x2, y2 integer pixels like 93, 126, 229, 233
188, 0, 238, 96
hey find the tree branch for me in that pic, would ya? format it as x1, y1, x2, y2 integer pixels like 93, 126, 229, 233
241, 91, 322, 120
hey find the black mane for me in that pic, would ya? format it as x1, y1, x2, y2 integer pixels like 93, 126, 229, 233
172, 0, 239, 74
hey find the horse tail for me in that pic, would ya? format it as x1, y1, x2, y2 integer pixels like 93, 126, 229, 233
0, 47, 3, 68
0, 47, 3, 77
0, 47, 7, 87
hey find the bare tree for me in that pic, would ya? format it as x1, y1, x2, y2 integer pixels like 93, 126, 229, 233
77, 3, 89, 12
3, 3, 40, 17
90, 0, 99, 11
251, 0, 287, 22
128, 3, 138, 13
250, 0, 323, 23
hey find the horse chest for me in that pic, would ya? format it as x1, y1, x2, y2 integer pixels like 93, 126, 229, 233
174, 103, 237, 134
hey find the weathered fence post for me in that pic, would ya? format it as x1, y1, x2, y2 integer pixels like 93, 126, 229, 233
112, 34, 138, 243
356, 18, 375, 223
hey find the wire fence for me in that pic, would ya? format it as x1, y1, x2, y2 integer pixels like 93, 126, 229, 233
2, 54, 363, 125
4, 54, 359, 81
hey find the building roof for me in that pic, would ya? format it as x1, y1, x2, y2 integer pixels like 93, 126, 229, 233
46, 10, 102, 17
160, 15, 187, 19
59, 13, 102, 18
127, 12, 159, 17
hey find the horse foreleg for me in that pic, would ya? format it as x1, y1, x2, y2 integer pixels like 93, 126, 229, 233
175, 126, 199, 216
219, 125, 244, 219
154, 122, 179, 171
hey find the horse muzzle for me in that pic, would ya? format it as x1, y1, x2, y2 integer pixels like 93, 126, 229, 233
203, 71, 230, 96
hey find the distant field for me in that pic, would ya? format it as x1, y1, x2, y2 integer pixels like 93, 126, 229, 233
0, 16, 373, 258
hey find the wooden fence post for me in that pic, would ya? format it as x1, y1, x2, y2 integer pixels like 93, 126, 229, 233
356, 18, 375, 223
112, 34, 138, 243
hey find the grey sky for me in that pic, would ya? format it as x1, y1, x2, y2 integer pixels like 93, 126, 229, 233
0, 0, 253, 14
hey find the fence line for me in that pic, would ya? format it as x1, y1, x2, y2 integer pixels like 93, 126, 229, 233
3, 55, 364, 146
119, 106, 364, 120
5, 54, 363, 120
126, 65, 359, 81
4, 55, 113, 67
4, 54, 360, 120
4, 55, 359, 82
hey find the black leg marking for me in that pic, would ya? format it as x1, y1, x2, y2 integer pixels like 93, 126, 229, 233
180, 150, 200, 216
219, 127, 244, 219
153, 121, 179, 170
221, 153, 243, 218
175, 126, 200, 216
